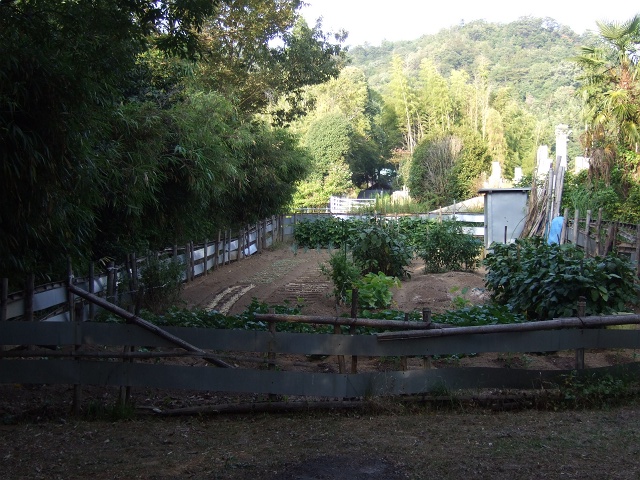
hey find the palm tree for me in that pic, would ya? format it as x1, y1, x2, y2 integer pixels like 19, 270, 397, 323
574, 15, 640, 181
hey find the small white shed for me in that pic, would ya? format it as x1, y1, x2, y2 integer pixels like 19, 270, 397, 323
479, 188, 530, 247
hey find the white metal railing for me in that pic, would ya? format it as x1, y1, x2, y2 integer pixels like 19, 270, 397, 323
329, 196, 375, 213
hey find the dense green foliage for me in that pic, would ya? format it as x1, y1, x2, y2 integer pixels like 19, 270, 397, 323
351, 272, 400, 310
417, 220, 483, 273
138, 256, 185, 315
408, 130, 491, 205
349, 221, 413, 278
483, 238, 638, 320
350, 17, 588, 163
559, 371, 637, 409
433, 304, 526, 327
1, 0, 345, 283
320, 251, 361, 303
7, 2, 640, 288
564, 15, 640, 221
293, 217, 361, 248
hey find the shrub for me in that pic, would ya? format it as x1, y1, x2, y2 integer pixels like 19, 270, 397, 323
349, 219, 413, 278
138, 254, 185, 314
483, 237, 638, 320
350, 272, 400, 310
417, 220, 482, 273
320, 251, 361, 304
293, 217, 363, 248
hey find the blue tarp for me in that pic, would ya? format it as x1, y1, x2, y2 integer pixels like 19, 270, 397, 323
548, 216, 564, 244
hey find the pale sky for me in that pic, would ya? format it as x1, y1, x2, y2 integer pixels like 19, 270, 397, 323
301, 0, 640, 47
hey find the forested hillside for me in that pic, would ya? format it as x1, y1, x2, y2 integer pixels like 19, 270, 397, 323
1, 0, 346, 283
348, 17, 596, 164
286, 17, 599, 210
3, 1, 640, 285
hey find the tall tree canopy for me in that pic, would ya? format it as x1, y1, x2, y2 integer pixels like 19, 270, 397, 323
574, 15, 640, 181
0, 0, 344, 282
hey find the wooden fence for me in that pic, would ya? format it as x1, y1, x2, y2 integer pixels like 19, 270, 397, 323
1, 214, 295, 322
562, 208, 640, 272
2, 207, 640, 407
1, 312, 640, 402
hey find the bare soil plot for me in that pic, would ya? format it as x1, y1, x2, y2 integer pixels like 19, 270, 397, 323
181, 244, 489, 316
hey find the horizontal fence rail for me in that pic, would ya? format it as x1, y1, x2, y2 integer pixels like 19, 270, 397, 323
1, 320, 640, 398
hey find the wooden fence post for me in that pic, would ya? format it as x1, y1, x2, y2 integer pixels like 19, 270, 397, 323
575, 297, 586, 370
560, 208, 569, 244
572, 209, 579, 245
262, 219, 267, 250
400, 313, 409, 371
240, 226, 245, 259
256, 221, 261, 254
204, 239, 208, 275
334, 322, 346, 374
24, 274, 34, 322
122, 285, 144, 405
584, 210, 592, 257
190, 241, 195, 279
88, 262, 95, 321
350, 289, 358, 374
595, 208, 603, 256
184, 243, 191, 282
67, 259, 82, 414
422, 308, 432, 369
215, 231, 220, 270
130, 253, 139, 312
604, 222, 618, 255
106, 261, 115, 304
271, 215, 276, 247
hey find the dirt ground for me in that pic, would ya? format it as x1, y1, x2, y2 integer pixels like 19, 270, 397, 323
181, 243, 489, 317
3, 244, 640, 479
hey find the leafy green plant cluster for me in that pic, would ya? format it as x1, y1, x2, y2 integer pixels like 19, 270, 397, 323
483, 237, 638, 320
293, 217, 363, 248
558, 371, 636, 409
350, 220, 413, 278
396, 216, 432, 248
320, 251, 361, 304
350, 272, 400, 310
433, 304, 526, 327
99, 298, 433, 334
417, 220, 483, 273
138, 255, 185, 314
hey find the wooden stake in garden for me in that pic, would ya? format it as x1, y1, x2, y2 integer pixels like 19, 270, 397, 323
575, 297, 586, 370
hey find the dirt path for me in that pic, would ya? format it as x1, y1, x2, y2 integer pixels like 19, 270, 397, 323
181, 244, 488, 316
2, 406, 640, 479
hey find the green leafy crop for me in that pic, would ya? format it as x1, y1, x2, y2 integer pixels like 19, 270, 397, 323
483, 237, 638, 320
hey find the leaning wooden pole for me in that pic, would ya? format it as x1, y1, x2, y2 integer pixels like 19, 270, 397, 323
68, 285, 233, 368
377, 313, 640, 341
254, 313, 432, 330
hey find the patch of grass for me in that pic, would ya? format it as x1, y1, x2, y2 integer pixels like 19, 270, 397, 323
556, 371, 637, 409
84, 400, 137, 421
